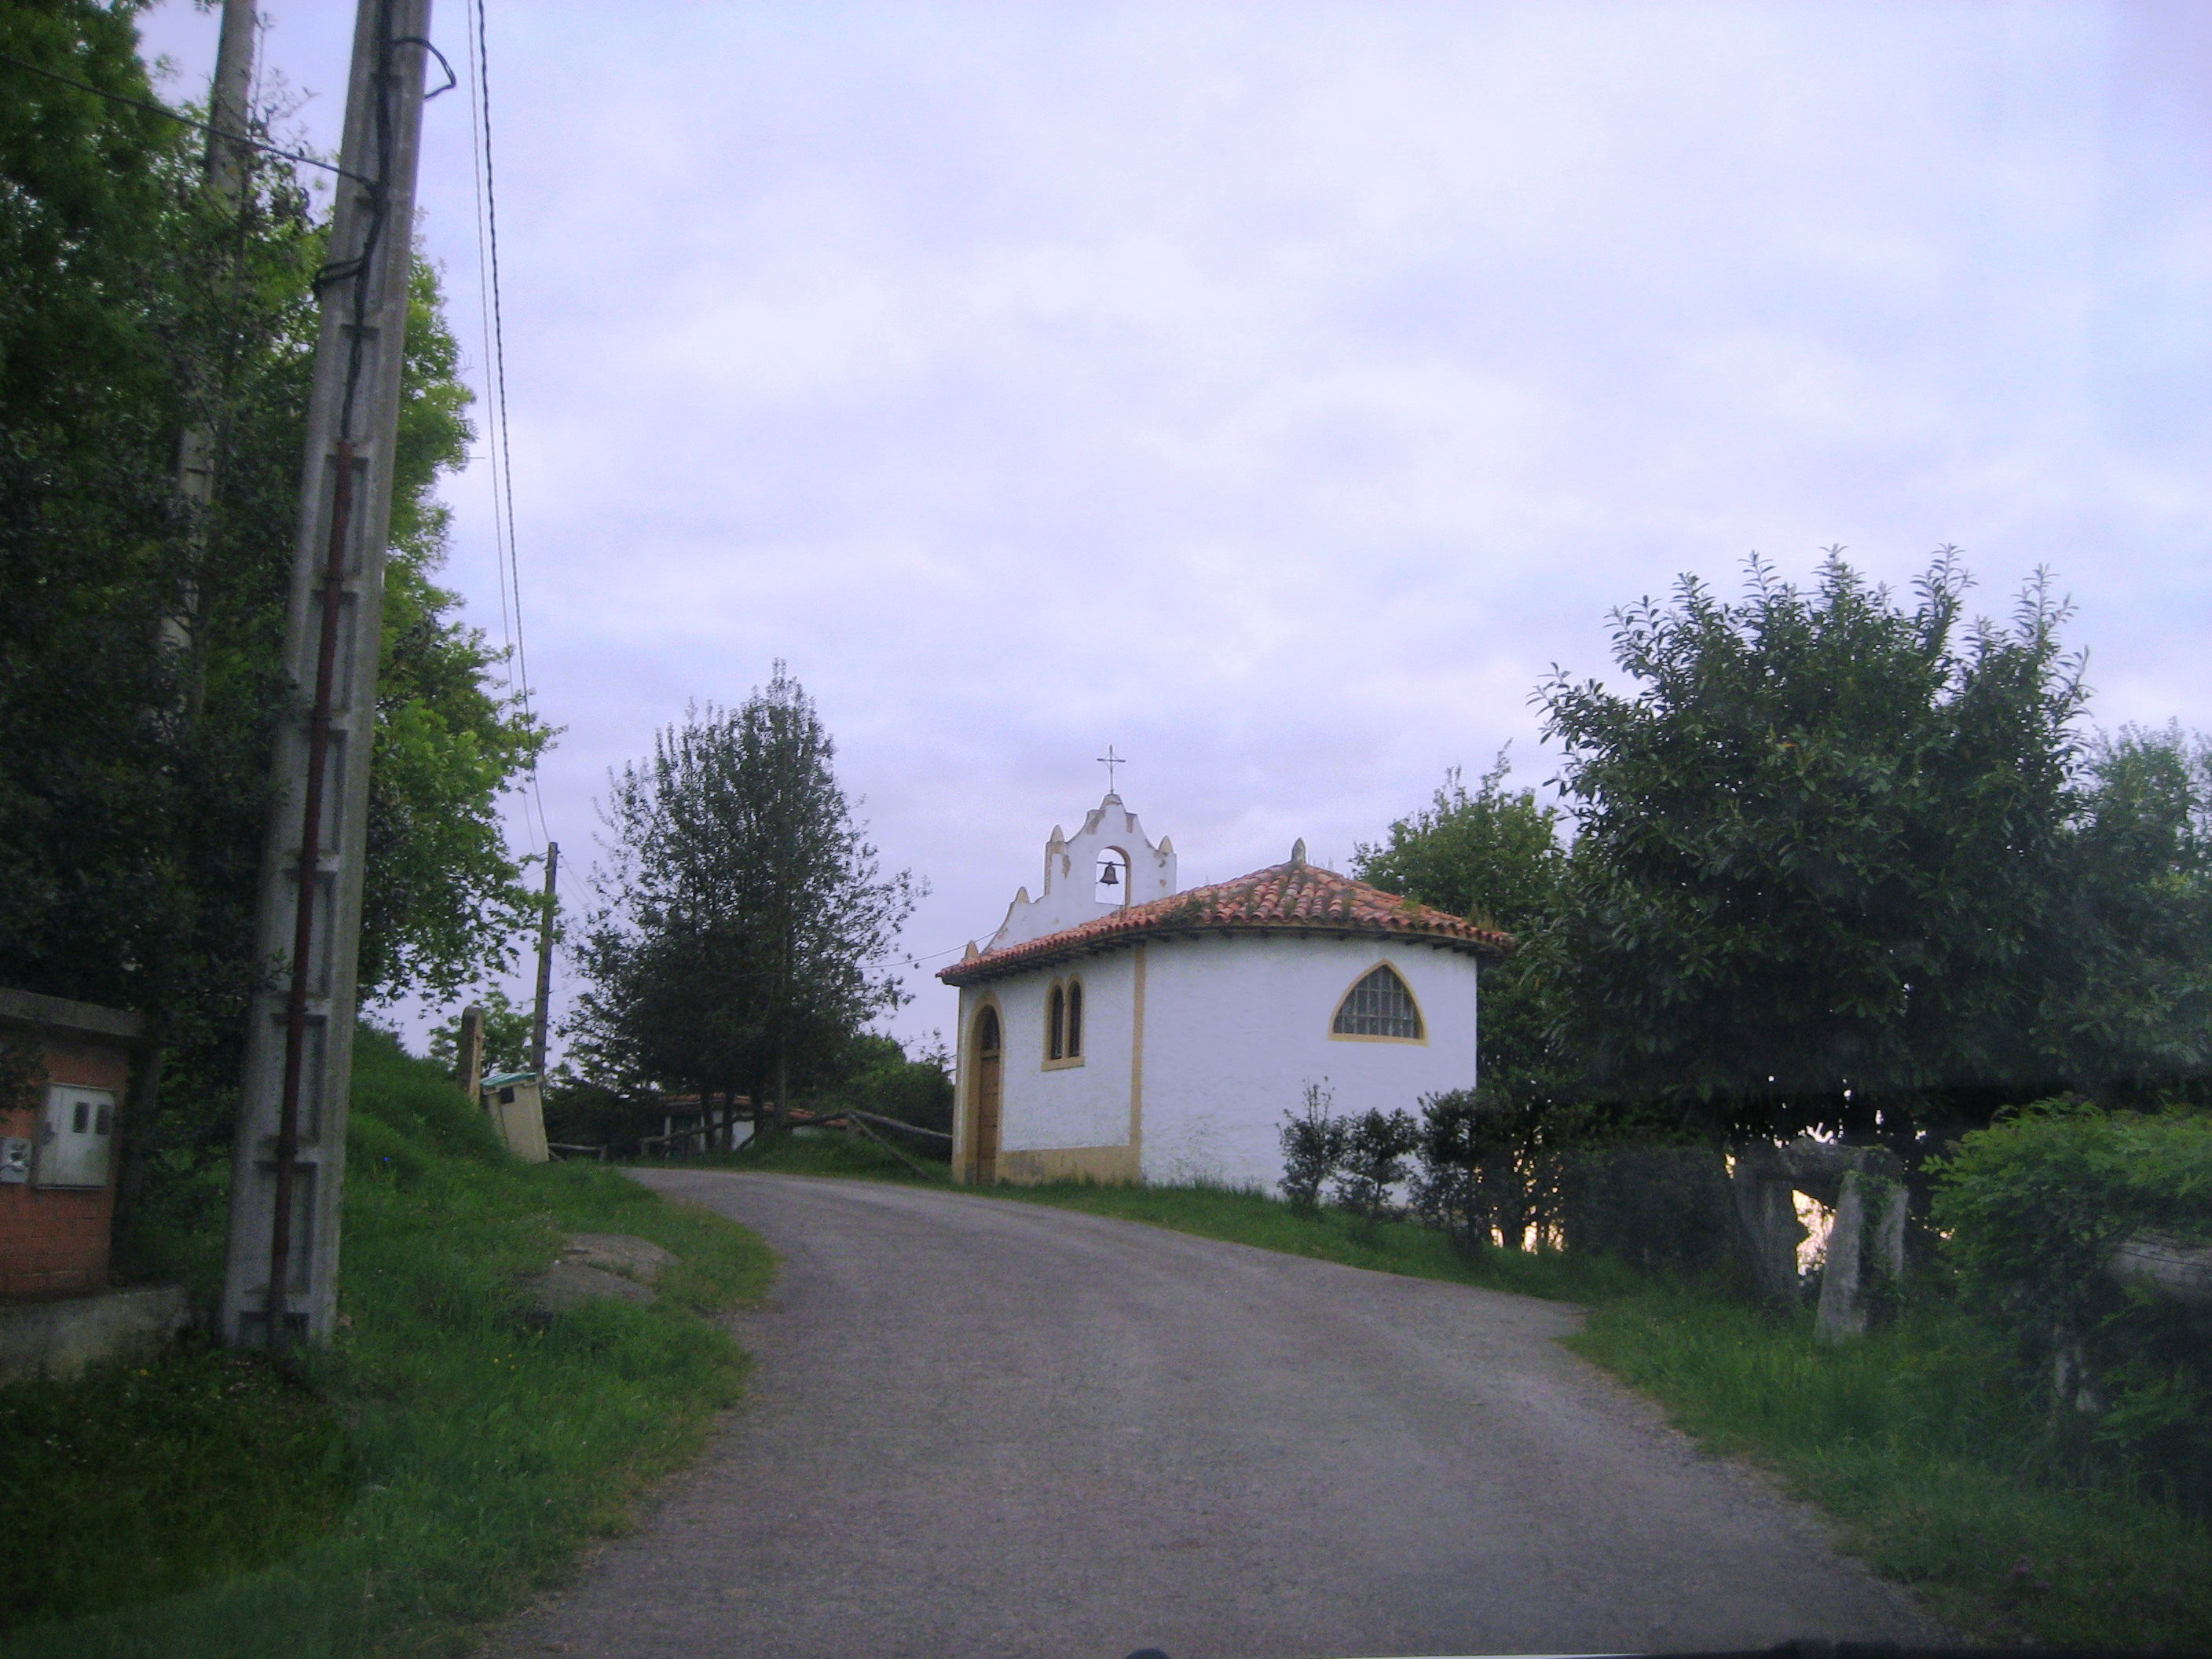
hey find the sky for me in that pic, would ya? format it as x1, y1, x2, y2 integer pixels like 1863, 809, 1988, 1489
137, 2, 2212, 1058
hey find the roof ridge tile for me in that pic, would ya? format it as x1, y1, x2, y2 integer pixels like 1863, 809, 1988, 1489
940, 859, 1512, 985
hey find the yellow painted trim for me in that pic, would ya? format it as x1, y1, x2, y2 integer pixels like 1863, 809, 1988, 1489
1128, 943, 1147, 1164
1041, 974, 1086, 1069
998, 1144, 1141, 1185
960, 992, 1005, 1184
1326, 958, 1429, 1046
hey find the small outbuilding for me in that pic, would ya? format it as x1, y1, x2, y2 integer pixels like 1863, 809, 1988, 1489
0, 989, 145, 1300
482, 1070, 551, 1163
939, 792, 1511, 1191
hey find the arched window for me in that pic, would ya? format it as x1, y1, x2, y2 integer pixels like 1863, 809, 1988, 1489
976, 1005, 1001, 1055
1044, 976, 1085, 1068
1331, 964, 1424, 1041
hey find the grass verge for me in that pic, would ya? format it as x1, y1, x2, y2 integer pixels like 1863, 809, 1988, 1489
0, 1031, 774, 1657
704, 1145, 2210, 1649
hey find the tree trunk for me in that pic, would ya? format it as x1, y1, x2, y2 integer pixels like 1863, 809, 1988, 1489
759, 1050, 789, 1147
112, 1029, 167, 1254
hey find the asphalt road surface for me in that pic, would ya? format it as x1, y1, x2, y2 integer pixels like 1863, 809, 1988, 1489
487, 1171, 1936, 1659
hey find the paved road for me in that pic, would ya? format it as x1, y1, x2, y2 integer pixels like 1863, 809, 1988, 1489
489, 1172, 1934, 1659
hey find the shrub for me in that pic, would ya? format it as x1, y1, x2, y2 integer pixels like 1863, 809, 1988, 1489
1932, 1100, 2212, 1499
1279, 1082, 1347, 1211
1332, 1108, 1419, 1232
1408, 1088, 1522, 1251
1405, 1086, 1584, 1252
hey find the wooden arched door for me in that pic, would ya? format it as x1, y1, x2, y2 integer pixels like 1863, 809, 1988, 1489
970, 1004, 1002, 1184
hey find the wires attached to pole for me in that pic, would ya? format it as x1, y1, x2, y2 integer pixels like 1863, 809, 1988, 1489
463, 0, 548, 852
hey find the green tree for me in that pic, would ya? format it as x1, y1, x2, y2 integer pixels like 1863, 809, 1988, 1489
0, 1, 200, 1018
569, 668, 920, 1137
1535, 551, 2089, 1140
823, 1031, 955, 1144
425, 987, 535, 1079
1353, 750, 1565, 932
0, 9, 549, 1231
1353, 753, 1573, 1111
2046, 724, 2212, 1104
359, 262, 554, 1003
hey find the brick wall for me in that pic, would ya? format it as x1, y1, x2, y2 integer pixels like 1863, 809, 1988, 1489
0, 1030, 131, 1300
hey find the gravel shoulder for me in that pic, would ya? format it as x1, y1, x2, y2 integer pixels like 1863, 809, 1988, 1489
485, 1171, 1936, 1659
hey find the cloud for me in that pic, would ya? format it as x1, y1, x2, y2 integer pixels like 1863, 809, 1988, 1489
137, 1, 2212, 1048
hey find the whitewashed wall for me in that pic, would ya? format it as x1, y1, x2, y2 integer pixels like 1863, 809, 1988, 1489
1140, 935, 1480, 1190
989, 794, 1176, 949
988, 951, 1140, 1154
956, 932, 1481, 1193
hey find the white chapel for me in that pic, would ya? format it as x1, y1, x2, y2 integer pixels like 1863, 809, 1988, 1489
939, 789, 1511, 1192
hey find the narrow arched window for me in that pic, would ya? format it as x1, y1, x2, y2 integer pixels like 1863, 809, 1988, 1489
1332, 965, 1423, 1040
1065, 979, 1084, 1058
1047, 983, 1066, 1060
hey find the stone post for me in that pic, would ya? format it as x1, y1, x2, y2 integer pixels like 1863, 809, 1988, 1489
454, 1006, 485, 1104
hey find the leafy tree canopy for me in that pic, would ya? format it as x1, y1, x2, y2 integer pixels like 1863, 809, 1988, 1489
1351, 750, 1564, 932
425, 986, 536, 1080
0, 7, 548, 1196
568, 668, 920, 1129
1367, 551, 2212, 1145
1353, 753, 1577, 1121
1531, 550, 2208, 1137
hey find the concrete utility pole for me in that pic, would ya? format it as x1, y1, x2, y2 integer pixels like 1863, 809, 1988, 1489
165, 0, 259, 696
202, 0, 260, 203
529, 841, 558, 1076
220, 0, 437, 1348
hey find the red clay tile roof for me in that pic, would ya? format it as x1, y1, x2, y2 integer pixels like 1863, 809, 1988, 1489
939, 859, 1513, 986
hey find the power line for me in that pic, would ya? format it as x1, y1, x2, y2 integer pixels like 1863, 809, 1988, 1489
467, 0, 549, 851
0, 48, 379, 185
462, 6, 516, 700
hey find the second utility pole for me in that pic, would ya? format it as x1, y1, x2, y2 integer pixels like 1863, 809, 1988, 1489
529, 841, 558, 1075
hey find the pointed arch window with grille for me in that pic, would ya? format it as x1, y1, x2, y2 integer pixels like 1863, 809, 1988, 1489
1331, 964, 1424, 1041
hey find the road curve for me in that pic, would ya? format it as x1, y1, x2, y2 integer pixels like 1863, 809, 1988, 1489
487, 1171, 1934, 1659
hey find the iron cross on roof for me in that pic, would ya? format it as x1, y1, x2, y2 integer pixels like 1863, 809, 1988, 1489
1097, 745, 1126, 794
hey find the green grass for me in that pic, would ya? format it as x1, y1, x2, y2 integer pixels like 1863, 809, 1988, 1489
992, 1177, 1646, 1302
733, 1157, 2212, 1649
1572, 1285, 2212, 1648
0, 1031, 775, 1657
0, 1345, 352, 1627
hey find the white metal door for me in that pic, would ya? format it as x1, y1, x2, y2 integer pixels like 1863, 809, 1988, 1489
35, 1085, 115, 1188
